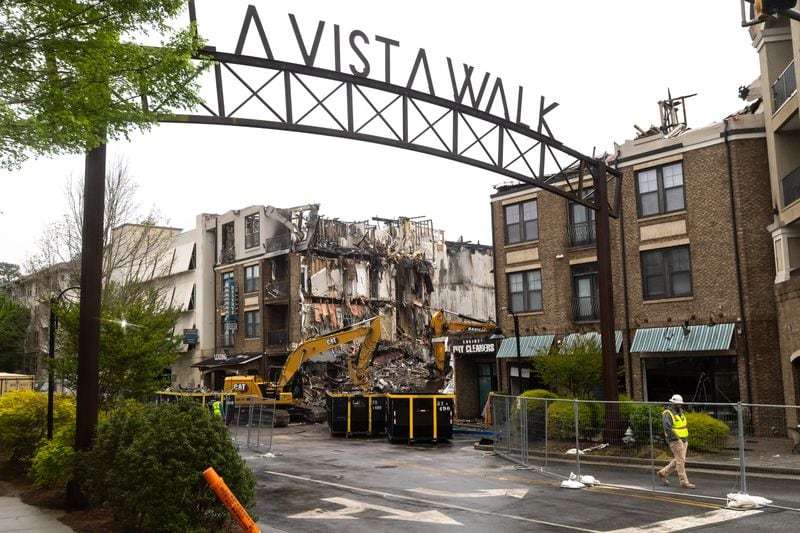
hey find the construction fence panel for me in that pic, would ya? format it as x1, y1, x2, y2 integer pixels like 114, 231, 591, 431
224, 397, 277, 453
491, 395, 800, 510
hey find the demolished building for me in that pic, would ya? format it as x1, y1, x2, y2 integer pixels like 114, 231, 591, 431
169, 203, 496, 405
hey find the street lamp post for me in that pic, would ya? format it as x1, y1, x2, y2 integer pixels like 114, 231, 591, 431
498, 307, 523, 394
48, 286, 80, 440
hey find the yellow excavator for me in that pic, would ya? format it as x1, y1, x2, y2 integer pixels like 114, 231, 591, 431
429, 309, 496, 375
222, 316, 382, 426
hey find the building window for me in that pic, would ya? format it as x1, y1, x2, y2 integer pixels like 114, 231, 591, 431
221, 271, 233, 300
505, 200, 538, 244
221, 222, 235, 262
636, 162, 685, 217
244, 310, 260, 338
567, 200, 596, 247
571, 262, 599, 322
641, 245, 693, 300
188, 244, 196, 270
244, 264, 260, 293
508, 269, 542, 312
245, 213, 260, 249
222, 317, 235, 347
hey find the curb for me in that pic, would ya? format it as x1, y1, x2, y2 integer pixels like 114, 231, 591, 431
471, 442, 800, 477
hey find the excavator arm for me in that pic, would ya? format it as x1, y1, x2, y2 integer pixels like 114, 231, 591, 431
275, 316, 382, 390
430, 309, 496, 373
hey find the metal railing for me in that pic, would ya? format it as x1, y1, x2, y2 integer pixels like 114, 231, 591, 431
265, 280, 289, 300
570, 295, 599, 322
773, 60, 796, 112
490, 395, 800, 511
566, 220, 596, 247
782, 164, 800, 208
266, 328, 288, 347
264, 234, 292, 254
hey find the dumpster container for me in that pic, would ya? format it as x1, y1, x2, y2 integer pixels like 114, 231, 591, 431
385, 393, 455, 444
326, 392, 387, 437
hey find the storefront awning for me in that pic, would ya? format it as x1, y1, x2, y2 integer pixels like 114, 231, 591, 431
630, 323, 735, 353
562, 331, 623, 353
191, 353, 262, 369
496, 335, 555, 358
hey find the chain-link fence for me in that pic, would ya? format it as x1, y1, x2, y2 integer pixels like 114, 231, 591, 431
490, 394, 800, 510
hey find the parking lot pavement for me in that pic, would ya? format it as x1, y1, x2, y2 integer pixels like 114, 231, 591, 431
235, 424, 799, 533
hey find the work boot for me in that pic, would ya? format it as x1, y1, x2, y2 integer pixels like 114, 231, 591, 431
656, 471, 669, 486
680, 482, 696, 489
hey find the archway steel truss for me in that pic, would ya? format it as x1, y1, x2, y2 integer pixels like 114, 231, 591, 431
161, 47, 621, 215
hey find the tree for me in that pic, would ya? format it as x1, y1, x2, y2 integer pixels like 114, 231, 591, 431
51, 282, 182, 401
532, 336, 603, 399
0, 293, 30, 372
0, 262, 21, 284
27, 157, 176, 293
0, 0, 206, 170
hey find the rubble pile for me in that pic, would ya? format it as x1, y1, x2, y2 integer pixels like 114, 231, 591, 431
365, 356, 445, 393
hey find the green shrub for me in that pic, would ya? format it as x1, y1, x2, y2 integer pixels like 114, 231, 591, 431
518, 389, 558, 414
628, 402, 662, 445
0, 390, 76, 464
79, 400, 256, 533
29, 423, 75, 488
617, 393, 634, 427
546, 400, 596, 439
686, 412, 731, 453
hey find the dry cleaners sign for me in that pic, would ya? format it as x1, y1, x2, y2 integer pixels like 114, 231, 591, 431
200, 4, 552, 128
451, 338, 496, 356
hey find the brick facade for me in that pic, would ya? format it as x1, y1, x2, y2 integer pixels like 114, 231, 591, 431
491, 116, 782, 407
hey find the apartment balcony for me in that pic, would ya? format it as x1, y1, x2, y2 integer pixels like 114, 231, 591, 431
264, 280, 290, 301
219, 246, 235, 264
782, 165, 800, 208
571, 296, 600, 323
773, 60, 796, 112
266, 329, 288, 347
264, 234, 292, 254
566, 220, 596, 248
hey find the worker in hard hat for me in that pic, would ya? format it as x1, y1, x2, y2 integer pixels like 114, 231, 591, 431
656, 394, 695, 489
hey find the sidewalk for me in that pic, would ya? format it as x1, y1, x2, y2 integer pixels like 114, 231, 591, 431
0, 496, 73, 532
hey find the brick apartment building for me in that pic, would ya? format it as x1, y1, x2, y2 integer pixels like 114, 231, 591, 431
749, 15, 800, 409
490, 102, 782, 410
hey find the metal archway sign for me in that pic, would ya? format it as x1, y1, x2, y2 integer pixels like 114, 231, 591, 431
75, 2, 624, 454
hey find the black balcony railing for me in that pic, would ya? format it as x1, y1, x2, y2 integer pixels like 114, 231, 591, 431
265, 280, 290, 300
219, 246, 235, 264
782, 165, 800, 207
571, 295, 600, 322
264, 234, 292, 254
266, 329, 288, 347
773, 60, 796, 111
566, 220, 596, 247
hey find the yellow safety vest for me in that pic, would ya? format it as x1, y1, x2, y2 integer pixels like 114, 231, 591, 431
663, 409, 688, 439
212, 401, 222, 417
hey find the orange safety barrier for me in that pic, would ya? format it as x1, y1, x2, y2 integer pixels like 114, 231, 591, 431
203, 467, 260, 533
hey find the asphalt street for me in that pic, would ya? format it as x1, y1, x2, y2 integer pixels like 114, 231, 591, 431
235, 424, 800, 532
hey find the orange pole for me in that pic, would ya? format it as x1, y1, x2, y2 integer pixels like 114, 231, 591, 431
203, 467, 260, 533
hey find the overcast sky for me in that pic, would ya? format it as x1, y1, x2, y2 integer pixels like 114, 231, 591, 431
1, 1, 760, 269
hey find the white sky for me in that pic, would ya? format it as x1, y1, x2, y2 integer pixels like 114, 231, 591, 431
0, 1, 760, 269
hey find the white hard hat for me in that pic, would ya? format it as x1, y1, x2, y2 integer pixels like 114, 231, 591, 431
669, 394, 684, 404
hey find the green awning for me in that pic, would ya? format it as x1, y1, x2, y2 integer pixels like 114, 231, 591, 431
630, 323, 735, 353
562, 331, 623, 353
496, 335, 555, 358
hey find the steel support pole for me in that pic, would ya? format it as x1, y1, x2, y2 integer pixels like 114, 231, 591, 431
513, 313, 523, 392
595, 159, 620, 442
47, 306, 57, 440
75, 143, 106, 453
